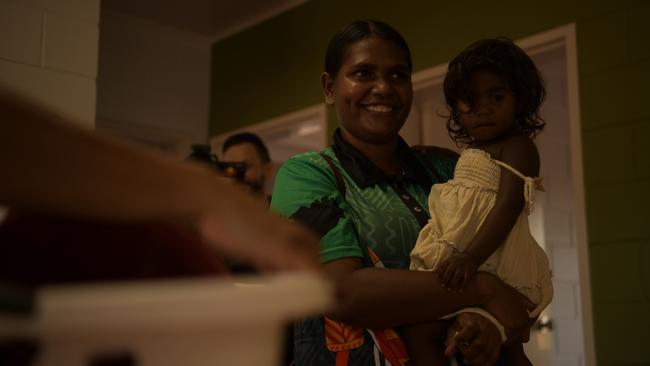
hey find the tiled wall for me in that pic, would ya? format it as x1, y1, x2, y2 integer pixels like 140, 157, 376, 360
96, 10, 212, 153
580, 1, 650, 364
0, 0, 100, 128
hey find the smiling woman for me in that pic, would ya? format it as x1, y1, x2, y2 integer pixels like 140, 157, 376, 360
321, 36, 413, 148
270, 20, 532, 366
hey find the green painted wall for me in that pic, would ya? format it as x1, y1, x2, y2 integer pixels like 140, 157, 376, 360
211, 0, 650, 364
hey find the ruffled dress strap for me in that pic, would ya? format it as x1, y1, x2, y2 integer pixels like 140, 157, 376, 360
491, 159, 545, 214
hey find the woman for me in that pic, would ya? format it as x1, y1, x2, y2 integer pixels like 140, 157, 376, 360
271, 20, 533, 366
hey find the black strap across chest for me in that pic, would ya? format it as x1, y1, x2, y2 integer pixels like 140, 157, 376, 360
320, 153, 430, 228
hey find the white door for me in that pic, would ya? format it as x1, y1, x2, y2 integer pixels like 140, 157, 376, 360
530, 44, 585, 366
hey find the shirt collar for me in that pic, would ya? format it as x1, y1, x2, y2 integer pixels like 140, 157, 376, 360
331, 128, 433, 189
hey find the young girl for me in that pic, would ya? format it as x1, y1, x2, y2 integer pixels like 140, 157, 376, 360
404, 38, 553, 366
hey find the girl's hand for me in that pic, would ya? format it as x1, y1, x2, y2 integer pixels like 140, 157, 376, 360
436, 252, 480, 291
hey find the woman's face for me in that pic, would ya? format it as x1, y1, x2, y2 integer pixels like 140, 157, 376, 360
322, 36, 412, 144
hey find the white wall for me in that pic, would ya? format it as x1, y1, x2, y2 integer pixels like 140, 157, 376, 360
0, 0, 100, 128
96, 10, 212, 157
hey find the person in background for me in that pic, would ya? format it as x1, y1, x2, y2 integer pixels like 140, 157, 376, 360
270, 20, 533, 366
217, 133, 275, 270
222, 132, 273, 198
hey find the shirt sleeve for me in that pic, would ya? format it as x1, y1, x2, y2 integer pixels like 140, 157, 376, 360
437, 154, 457, 180
423, 150, 457, 181
270, 153, 363, 263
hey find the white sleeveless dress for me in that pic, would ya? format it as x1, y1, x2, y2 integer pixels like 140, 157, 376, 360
410, 148, 553, 318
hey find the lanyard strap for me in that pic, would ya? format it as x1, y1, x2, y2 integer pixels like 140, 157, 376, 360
321, 153, 429, 229
390, 180, 429, 228
320, 153, 346, 197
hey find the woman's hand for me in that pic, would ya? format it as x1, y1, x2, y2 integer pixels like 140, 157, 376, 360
476, 272, 535, 343
444, 312, 501, 366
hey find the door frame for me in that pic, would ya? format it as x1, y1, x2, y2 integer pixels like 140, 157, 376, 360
411, 23, 595, 366
209, 103, 328, 159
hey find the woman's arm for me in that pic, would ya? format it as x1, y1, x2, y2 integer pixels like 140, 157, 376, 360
270, 149, 533, 340
438, 135, 540, 288
325, 257, 533, 342
0, 88, 318, 271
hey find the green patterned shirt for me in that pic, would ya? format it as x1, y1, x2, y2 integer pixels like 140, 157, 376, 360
271, 129, 456, 365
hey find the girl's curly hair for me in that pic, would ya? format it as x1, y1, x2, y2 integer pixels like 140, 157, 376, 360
443, 37, 546, 145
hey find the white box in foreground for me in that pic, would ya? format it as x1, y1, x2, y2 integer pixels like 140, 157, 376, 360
5, 273, 332, 366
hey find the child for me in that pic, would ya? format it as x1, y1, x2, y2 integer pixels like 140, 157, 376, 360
403, 38, 553, 366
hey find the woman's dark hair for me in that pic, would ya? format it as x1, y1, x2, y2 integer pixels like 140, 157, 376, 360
324, 20, 412, 78
443, 37, 546, 145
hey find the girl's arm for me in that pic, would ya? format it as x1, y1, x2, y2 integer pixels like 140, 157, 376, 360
438, 134, 540, 289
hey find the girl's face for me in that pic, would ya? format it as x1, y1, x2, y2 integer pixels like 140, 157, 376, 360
321, 36, 412, 144
457, 70, 517, 143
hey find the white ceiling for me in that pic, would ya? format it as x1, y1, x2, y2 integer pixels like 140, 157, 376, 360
102, 0, 306, 40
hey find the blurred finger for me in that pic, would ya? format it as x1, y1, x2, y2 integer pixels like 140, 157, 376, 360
200, 214, 317, 271
442, 265, 456, 287
462, 339, 488, 365
454, 323, 477, 347
452, 322, 483, 363
459, 339, 480, 362
436, 262, 449, 286
460, 272, 471, 291
453, 312, 503, 366
284, 223, 320, 260
444, 327, 461, 357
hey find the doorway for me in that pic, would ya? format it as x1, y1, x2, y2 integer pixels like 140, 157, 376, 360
403, 24, 594, 366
